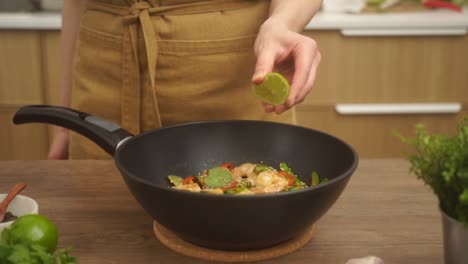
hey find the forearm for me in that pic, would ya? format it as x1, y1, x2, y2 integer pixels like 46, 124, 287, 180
266, 0, 322, 32
60, 0, 88, 107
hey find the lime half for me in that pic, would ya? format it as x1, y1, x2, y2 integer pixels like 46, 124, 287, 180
252, 72, 290, 106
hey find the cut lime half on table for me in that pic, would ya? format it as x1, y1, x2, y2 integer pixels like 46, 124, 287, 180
252, 72, 290, 106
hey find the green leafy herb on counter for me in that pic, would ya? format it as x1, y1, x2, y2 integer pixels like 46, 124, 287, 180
0, 214, 78, 264
0, 242, 76, 264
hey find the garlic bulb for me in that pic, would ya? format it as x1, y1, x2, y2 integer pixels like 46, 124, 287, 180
345, 256, 384, 264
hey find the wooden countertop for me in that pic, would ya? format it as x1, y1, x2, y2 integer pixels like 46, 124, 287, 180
0, 159, 442, 264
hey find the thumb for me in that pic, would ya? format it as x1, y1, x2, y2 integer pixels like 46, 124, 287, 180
252, 48, 276, 84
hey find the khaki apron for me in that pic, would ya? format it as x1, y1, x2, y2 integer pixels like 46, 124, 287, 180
70, 0, 295, 159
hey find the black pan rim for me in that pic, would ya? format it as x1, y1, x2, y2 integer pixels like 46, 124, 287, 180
113, 120, 359, 199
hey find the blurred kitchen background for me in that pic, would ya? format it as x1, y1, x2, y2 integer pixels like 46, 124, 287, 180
0, 0, 467, 160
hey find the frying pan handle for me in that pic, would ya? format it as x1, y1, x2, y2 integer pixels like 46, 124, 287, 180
13, 105, 133, 156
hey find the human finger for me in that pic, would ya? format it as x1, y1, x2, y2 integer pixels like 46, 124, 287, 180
285, 38, 317, 108
295, 51, 321, 104
252, 45, 276, 84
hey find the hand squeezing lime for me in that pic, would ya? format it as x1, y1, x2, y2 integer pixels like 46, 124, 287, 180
252, 72, 290, 106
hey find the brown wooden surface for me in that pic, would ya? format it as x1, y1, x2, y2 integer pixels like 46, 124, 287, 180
0, 159, 442, 264
296, 31, 468, 158
303, 31, 468, 105
41, 31, 62, 143
0, 106, 49, 160
0, 31, 44, 105
0, 31, 50, 160
296, 108, 468, 158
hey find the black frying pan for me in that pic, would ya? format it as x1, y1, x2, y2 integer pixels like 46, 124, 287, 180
13, 105, 358, 250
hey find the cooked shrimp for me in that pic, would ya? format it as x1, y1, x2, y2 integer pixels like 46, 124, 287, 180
251, 170, 289, 194
201, 188, 224, 195
174, 183, 201, 193
236, 189, 255, 195
231, 163, 257, 186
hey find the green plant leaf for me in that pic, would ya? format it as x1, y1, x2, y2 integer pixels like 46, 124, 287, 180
398, 117, 468, 225
204, 167, 233, 188
460, 189, 468, 206
167, 175, 183, 186
311, 172, 320, 186
279, 162, 295, 176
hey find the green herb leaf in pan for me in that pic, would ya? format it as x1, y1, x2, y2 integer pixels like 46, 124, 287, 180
254, 164, 275, 174
311, 171, 320, 186
279, 162, 295, 176
205, 167, 233, 188
284, 186, 302, 192
167, 175, 183, 186
239, 179, 253, 188
294, 178, 307, 188
225, 185, 249, 195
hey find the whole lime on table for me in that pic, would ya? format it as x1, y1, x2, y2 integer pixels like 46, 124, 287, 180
2, 214, 58, 253
252, 72, 290, 106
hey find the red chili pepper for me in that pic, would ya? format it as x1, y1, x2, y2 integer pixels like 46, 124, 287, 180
278, 171, 296, 186
423, 0, 462, 12
221, 163, 234, 170
182, 176, 196, 185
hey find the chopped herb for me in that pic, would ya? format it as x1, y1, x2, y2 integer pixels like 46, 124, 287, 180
294, 178, 307, 188
254, 164, 275, 174
311, 171, 320, 186
204, 167, 233, 188
225, 185, 249, 195
167, 175, 183, 186
279, 162, 295, 176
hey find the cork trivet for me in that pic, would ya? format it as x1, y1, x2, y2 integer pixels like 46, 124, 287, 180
153, 221, 315, 262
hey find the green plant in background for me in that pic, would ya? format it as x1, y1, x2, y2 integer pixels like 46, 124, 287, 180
398, 118, 468, 225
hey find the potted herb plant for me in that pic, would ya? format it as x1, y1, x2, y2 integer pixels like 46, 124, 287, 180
399, 118, 468, 264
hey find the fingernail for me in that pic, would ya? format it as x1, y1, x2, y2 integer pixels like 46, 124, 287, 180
252, 72, 265, 83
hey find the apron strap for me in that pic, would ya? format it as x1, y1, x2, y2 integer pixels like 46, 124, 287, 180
127, 1, 158, 90
122, 1, 162, 134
